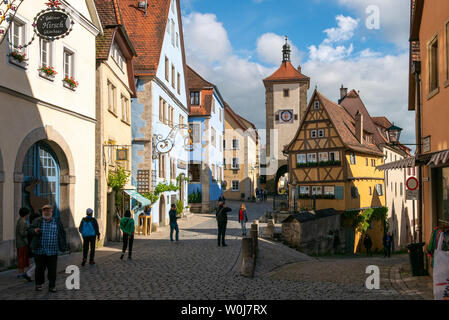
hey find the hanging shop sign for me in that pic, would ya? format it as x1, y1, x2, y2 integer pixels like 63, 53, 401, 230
33, 2, 74, 41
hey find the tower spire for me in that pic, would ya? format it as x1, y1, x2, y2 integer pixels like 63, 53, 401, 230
282, 35, 291, 63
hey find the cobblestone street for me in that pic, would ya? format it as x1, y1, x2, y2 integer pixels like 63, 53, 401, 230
0, 201, 433, 300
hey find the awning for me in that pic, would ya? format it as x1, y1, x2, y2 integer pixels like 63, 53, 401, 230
124, 190, 151, 207
376, 157, 416, 171
427, 149, 449, 167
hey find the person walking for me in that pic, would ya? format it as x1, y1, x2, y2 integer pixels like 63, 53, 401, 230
216, 202, 232, 247
263, 190, 268, 202
120, 210, 135, 260
25, 210, 41, 282
239, 203, 248, 236
29, 204, 67, 292
384, 232, 392, 258
363, 234, 373, 257
79, 208, 100, 266
169, 204, 179, 242
16, 207, 32, 282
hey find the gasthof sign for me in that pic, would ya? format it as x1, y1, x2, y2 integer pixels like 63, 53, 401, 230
33, 8, 74, 41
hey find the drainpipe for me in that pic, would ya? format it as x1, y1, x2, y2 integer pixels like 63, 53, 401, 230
414, 62, 423, 244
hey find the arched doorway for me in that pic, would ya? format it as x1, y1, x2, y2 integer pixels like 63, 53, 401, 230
275, 165, 289, 195
22, 141, 60, 217
159, 195, 166, 226
14, 126, 75, 230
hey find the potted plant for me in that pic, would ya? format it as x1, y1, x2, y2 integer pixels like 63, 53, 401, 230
39, 65, 57, 80
8, 50, 28, 66
63, 76, 79, 89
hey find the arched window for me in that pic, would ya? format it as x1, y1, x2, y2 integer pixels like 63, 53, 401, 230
22, 142, 60, 217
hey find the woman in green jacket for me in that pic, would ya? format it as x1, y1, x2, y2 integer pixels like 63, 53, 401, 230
120, 210, 135, 260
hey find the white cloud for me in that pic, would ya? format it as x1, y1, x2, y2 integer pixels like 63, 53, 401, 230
323, 15, 359, 43
336, 0, 410, 48
183, 13, 232, 63
309, 43, 354, 62
256, 33, 302, 66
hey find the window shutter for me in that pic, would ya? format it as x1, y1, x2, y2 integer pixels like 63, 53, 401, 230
335, 186, 344, 200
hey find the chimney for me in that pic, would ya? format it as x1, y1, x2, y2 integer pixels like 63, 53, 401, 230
297, 65, 302, 73
355, 111, 363, 144
340, 85, 348, 100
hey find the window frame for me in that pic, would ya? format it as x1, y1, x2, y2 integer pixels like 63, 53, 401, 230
40, 38, 53, 68
428, 34, 439, 96
63, 48, 75, 80
231, 180, 240, 192
190, 91, 200, 105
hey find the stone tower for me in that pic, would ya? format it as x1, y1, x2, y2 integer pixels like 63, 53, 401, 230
263, 37, 310, 193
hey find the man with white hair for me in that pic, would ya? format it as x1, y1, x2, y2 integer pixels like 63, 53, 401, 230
29, 204, 67, 293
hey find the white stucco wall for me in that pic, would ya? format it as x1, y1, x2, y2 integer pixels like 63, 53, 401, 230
0, 1, 99, 243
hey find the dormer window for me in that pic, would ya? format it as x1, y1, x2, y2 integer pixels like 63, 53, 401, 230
111, 42, 124, 70
314, 101, 320, 110
190, 91, 200, 105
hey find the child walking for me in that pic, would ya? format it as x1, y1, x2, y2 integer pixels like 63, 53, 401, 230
239, 203, 248, 236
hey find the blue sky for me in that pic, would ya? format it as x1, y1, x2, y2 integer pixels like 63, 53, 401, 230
181, 0, 414, 147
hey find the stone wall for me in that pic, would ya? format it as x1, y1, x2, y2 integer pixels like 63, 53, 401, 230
282, 214, 345, 255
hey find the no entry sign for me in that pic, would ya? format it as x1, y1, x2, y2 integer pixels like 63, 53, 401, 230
406, 177, 419, 191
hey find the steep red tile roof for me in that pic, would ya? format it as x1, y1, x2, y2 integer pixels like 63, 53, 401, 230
95, 0, 137, 97
372, 116, 392, 129
95, 0, 121, 26
263, 61, 310, 83
116, 0, 171, 76
187, 65, 214, 89
339, 89, 387, 146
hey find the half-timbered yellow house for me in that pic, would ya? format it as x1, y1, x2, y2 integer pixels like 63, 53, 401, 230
284, 90, 386, 252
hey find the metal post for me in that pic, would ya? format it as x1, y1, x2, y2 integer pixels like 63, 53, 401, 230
415, 69, 423, 244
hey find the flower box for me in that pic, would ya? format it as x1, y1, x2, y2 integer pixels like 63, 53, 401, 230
39, 66, 57, 81
63, 76, 79, 90
8, 51, 28, 69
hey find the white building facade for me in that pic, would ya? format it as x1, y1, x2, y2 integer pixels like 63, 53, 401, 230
0, 0, 101, 267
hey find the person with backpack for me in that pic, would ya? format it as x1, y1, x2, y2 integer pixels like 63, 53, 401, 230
239, 203, 248, 236
216, 202, 232, 247
120, 210, 135, 260
79, 208, 100, 266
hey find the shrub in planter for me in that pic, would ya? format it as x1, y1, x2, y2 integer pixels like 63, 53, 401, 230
9, 50, 28, 63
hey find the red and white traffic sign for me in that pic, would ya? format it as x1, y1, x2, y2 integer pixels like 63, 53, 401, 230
406, 177, 419, 191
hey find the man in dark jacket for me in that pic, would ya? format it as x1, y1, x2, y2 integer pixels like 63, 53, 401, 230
169, 204, 179, 242
29, 204, 67, 293
216, 202, 232, 247
79, 208, 100, 266
363, 234, 373, 257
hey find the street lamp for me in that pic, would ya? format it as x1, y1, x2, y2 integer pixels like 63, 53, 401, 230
386, 124, 403, 144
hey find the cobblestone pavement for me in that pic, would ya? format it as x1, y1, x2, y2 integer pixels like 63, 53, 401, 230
0, 201, 432, 300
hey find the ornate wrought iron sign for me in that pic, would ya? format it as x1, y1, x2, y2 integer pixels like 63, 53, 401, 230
152, 124, 194, 160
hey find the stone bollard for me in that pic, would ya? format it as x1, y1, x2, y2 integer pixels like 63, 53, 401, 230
241, 237, 254, 278
250, 230, 259, 258
263, 219, 275, 239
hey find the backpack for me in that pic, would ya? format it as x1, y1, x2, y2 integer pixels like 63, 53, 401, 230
81, 219, 96, 237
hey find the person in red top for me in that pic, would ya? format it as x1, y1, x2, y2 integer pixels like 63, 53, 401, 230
239, 203, 248, 236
